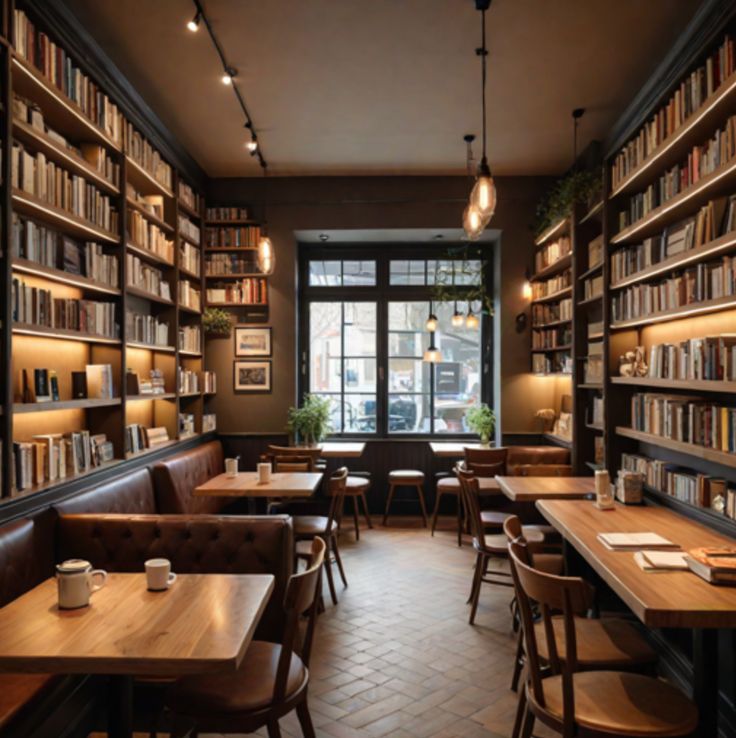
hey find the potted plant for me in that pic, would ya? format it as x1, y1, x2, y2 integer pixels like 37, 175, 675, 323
465, 403, 496, 446
287, 394, 333, 446
203, 307, 232, 337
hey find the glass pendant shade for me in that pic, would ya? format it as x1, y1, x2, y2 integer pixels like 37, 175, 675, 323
465, 311, 480, 329
470, 173, 497, 220
257, 235, 275, 275
423, 344, 442, 363
451, 309, 465, 328
463, 203, 486, 241
425, 314, 438, 332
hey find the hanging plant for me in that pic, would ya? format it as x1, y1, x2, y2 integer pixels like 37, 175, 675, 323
203, 307, 233, 336
532, 168, 602, 237
429, 252, 494, 317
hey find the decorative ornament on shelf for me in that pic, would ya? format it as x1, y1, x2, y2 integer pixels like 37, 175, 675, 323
534, 408, 556, 433
618, 346, 648, 377
286, 394, 333, 446
203, 307, 232, 337
465, 403, 496, 447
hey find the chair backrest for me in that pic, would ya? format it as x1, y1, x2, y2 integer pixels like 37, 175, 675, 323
275, 536, 326, 702
326, 467, 349, 529
464, 447, 508, 477
268, 445, 323, 464
456, 466, 486, 546
517, 464, 573, 477
273, 455, 314, 473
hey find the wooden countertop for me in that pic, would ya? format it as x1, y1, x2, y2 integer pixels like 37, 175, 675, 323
429, 442, 485, 458
195, 471, 323, 497
496, 476, 595, 502
318, 442, 366, 458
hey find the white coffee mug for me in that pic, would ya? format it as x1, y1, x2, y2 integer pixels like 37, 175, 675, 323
145, 558, 177, 591
56, 559, 107, 609
258, 462, 272, 484
225, 457, 238, 478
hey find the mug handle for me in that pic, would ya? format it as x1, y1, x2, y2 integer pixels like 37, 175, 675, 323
167, 572, 177, 586
89, 569, 108, 594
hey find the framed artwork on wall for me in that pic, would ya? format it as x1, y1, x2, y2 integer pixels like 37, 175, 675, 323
234, 360, 271, 393
235, 326, 272, 357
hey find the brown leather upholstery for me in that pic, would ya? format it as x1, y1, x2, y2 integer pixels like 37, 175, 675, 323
153, 440, 226, 514
56, 513, 294, 642
0, 673, 63, 730
506, 446, 570, 475
54, 468, 157, 515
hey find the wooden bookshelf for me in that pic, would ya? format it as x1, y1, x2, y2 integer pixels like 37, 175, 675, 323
531, 344, 572, 353
534, 217, 569, 246
11, 258, 121, 296
126, 242, 175, 268
13, 398, 121, 414
530, 286, 572, 305
611, 294, 736, 329
531, 253, 572, 280
125, 284, 174, 306
12, 323, 120, 344
611, 376, 736, 392
125, 197, 174, 233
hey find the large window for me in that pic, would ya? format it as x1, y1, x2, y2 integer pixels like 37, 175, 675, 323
300, 248, 491, 437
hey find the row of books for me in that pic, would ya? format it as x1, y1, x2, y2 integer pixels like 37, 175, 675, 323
205, 226, 261, 249
126, 368, 166, 396
206, 279, 268, 305
126, 254, 170, 300
531, 298, 572, 327
584, 274, 603, 300
532, 352, 572, 375
124, 122, 172, 191
205, 253, 259, 276
618, 115, 736, 231
11, 214, 119, 288
178, 214, 200, 244
179, 325, 201, 353
534, 235, 571, 273
206, 206, 249, 221
125, 311, 170, 347
178, 181, 200, 213
127, 210, 174, 263
532, 326, 571, 350
13, 431, 114, 492
127, 184, 166, 221
587, 235, 603, 271
125, 424, 170, 455
611, 32, 735, 189
12, 278, 118, 337
13, 95, 120, 186
178, 369, 215, 394
611, 254, 736, 321
531, 270, 571, 301
13, 10, 123, 146
621, 452, 734, 513
180, 242, 201, 276
178, 280, 201, 311
592, 396, 604, 425
646, 335, 736, 382
611, 197, 736, 284
630, 392, 736, 453
11, 143, 119, 233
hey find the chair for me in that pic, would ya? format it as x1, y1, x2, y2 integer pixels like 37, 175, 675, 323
343, 475, 372, 540
166, 537, 326, 738
273, 455, 314, 473
464, 447, 512, 531
383, 470, 428, 527
430, 474, 464, 546
457, 467, 543, 625
294, 468, 348, 605
267, 445, 325, 471
508, 539, 698, 738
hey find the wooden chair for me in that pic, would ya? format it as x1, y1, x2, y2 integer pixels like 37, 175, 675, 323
464, 448, 512, 531
430, 474, 464, 546
383, 470, 428, 527
507, 539, 698, 738
294, 467, 348, 605
268, 445, 325, 471
343, 475, 372, 540
166, 537, 326, 738
273, 455, 314, 473
457, 466, 543, 625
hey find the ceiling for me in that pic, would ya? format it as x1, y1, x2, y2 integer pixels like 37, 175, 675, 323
64, 0, 702, 178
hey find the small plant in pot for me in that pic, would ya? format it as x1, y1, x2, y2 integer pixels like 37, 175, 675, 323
287, 394, 333, 446
465, 403, 496, 446
203, 307, 232, 337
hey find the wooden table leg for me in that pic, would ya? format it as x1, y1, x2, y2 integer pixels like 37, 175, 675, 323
693, 629, 718, 738
107, 674, 133, 738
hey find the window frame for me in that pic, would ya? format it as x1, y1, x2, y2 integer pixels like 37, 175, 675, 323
298, 244, 494, 439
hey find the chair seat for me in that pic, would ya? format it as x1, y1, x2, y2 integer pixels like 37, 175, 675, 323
167, 641, 307, 716
345, 476, 370, 493
524, 523, 562, 543
480, 510, 511, 528
0, 673, 59, 730
482, 528, 544, 553
437, 477, 461, 493
535, 671, 698, 736
294, 515, 338, 537
536, 617, 657, 669
389, 470, 424, 484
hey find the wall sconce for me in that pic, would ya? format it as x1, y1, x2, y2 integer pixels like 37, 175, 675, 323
522, 267, 533, 301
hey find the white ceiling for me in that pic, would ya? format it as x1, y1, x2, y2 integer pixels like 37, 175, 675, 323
65, 0, 702, 177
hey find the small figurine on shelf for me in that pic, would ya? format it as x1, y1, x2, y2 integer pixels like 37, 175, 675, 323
535, 408, 556, 433
618, 346, 648, 377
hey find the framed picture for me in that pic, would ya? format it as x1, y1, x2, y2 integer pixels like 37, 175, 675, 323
234, 360, 271, 393
235, 326, 272, 357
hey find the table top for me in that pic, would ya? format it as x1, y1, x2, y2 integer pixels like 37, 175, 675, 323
429, 442, 485, 458
319, 442, 366, 458
0, 573, 274, 675
537, 500, 736, 628
195, 472, 323, 498
496, 476, 595, 502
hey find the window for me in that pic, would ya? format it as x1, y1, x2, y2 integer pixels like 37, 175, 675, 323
301, 248, 491, 437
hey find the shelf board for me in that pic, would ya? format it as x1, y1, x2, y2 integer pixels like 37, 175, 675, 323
126, 197, 174, 233
585, 461, 604, 472
205, 247, 259, 253
532, 318, 572, 330
13, 323, 120, 345
205, 219, 259, 226
577, 262, 603, 281
543, 432, 573, 449
178, 304, 202, 315
10, 55, 120, 151
125, 439, 177, 460
610, 229, 736, 290
126, 341, 176, 353
179, 349, 203, 358
178, 232, 201, 248
531, 286, 572, 305
616, 426, 736, 470
126, 284, 174, 306
12, 458, 125, 498
126, 242, 175, 269
178, 265, 201, 280
534, 218, 569, 247
611, 294, 736, 329
610, 70, 736, 199
580, 201, 604, 224
586, 423, 604, 432
204, 273, 263, 279
206, 302, 268, 308
13, 397, 121, 414
532, 344, 572, 354
203, 391, 217, 397
177, 199, 202, 220
179, 392, 201, 399
12, 189, 120, 243
532, 253, 572, 281
12, 118, 120, 196
11, 258, 121, 296
577, 294, 603, 307
127, 393, 176, 401
610, 158, 736, 245
611, 376, 736, 392
588, 332, 604, 340
125, 155, 174, 199
578, 383, 603, 390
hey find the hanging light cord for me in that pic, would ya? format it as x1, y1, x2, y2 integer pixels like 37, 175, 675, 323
479, 8, 488, 162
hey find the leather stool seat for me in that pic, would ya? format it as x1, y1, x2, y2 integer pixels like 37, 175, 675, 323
345, 476, 370, 492
384, 470, 428, 527
437, 477, 460, 493
388, 470, 425, 484
293, 516, 337, 537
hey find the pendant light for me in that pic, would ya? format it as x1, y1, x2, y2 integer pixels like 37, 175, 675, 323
425, 312, 439, 332
465, 306, 480, 330
423, 338, 442, 363
451, 302, 465, 328
257, 166, 275, 275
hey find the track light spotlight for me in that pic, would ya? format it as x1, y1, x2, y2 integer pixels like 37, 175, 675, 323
246, 139, 258, 154
186, 11, 201, 32
222, 68, 236, 85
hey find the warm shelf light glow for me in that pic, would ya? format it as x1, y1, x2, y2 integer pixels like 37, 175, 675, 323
257, 235, 275, 275
522, 279, 533, 300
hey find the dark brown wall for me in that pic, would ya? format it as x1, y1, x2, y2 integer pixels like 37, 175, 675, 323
205, 175, 556, 436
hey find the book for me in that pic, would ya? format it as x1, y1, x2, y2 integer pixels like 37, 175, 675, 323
33, 368, 50, 402
686, 547, 736, 584
85, 364, 113, 399
633, 550, 689, 572
597, 532, 678, 550
71, 372, 87, 399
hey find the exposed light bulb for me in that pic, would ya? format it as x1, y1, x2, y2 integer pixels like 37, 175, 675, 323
222, 73, 233, 85
246, 139, 258, 154
470, 160, 497, 221
522, 279, 533, 300
257, 235, 275, 275
465, 311, 480, 329
425, 314, 438, 332
451, 309, 465, 328
463, 203, 486, 241
186, 12, 201, 31
423, 344, 442, 363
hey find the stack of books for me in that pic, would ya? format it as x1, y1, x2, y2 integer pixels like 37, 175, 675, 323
206, 206, 249, 221
647, 334, 736, 381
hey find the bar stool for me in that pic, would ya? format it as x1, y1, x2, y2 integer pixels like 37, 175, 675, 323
430, 475, 463, 545
383, 470, 428, 527
343, 475, 372, 539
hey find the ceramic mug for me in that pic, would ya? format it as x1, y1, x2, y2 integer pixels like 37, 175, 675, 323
258, 462, 272, 484
145, 558, 177, 591
225, 457, 238, 477
56, 559, 107, 609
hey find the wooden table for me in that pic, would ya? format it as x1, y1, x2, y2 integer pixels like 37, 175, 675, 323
195, 471, 323, 498
429, 442, 485, 458
538, 500, 736, 737
496, 476, 595, 502
0, 573, 274, 738
319, 442, 366, 458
